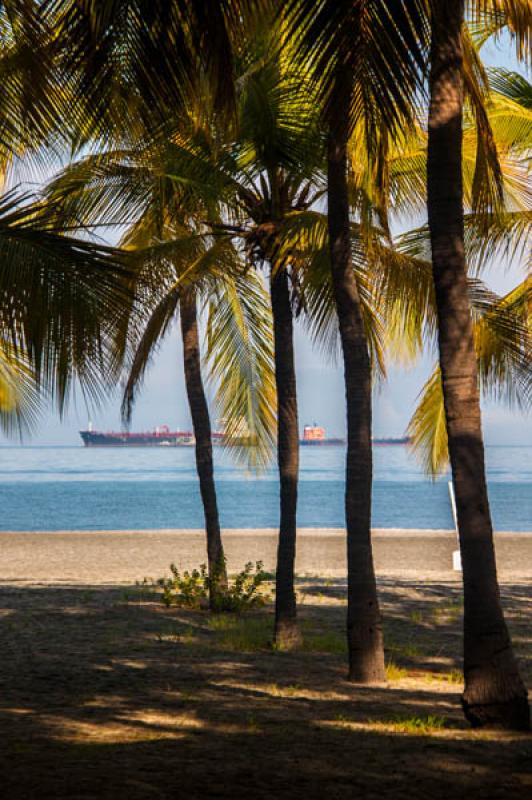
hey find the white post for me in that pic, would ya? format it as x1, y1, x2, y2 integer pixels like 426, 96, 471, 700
448, 480, 462, 571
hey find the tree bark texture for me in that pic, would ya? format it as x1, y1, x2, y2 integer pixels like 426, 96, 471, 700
270, 267, 302, 649
327, 79, 385, 683
427, 0, 529, 730
180, 287, 228, 604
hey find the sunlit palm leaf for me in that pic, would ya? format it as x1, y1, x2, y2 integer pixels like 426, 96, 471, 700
407, 366, 449, 477
408, 279, 531, 476
205, 270, 277, 468
0, 341, 42, 436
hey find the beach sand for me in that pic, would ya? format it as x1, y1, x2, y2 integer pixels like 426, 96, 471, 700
0, 573, 530, 799
1, 529, 531, 798
2, 527, 532, 585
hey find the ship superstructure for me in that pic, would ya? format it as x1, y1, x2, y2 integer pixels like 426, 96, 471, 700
300, 424, 344, 446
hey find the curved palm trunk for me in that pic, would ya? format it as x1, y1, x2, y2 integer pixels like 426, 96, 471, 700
428, 0, 529, 730
327, 87, 385, 683
180, 287, 228, 605
270, 267, 301, 649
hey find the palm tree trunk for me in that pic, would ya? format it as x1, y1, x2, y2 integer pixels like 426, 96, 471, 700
270, 267, 301, 649
327, 79, 385, 683
180, 287, 228, 605
427, 0, 529, 730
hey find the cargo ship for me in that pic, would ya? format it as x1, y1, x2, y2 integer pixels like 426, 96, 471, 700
300, 424, 410, 446
79, 423, 409, 447
300, 424, 344, 446
79, 424, 224, 447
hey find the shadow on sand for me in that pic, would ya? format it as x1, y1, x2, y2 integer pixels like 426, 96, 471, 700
0, 582, 530, 799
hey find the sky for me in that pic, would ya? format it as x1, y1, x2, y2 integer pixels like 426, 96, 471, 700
1, 33, 530, 447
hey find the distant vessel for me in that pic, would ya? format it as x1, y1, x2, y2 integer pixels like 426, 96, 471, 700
299, 424, 410, 446
373, 436, 411, 446
79, 424, 223, 447
80, 422, 409, 447
300, 424, 344, 446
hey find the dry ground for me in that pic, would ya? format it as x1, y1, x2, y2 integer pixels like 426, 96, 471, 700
0, 577, 530, 799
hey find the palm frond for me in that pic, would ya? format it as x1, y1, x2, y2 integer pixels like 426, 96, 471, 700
282, 0, 429, 137
0, 341, 42, 437
469, 1, 531, 64
47, 0, 266, 145
275, 209, 386, 376
0, 190, 131, 412
487, 70, 532, 156
370, 243, 437, 364
408, 278, 531, 476
407, 365, 449, 478
463, 23, 503, 213
205, 269, 277, 469
463, 209, 531, 271
490, 68, 532, 109
473, 277, 532, 407
0, 2, 62, 169
120, 285, 181, 423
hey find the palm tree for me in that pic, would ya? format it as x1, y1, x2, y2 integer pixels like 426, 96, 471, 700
179, 284, 227, 593
365, 69, 531, 477
283, 0, 428, 682
43, 139, 276, 606
154, 50, 325, 647
426, 0, 529, 729
43, 32, 333, 644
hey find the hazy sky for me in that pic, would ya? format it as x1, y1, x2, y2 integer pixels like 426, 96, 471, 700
2, 34, 530, 447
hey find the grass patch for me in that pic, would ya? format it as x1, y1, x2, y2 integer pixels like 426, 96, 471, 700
387, 640, 424, 660
372, 714, 448, 734
156, 625, 198, 645
301, 630, 346, 655
436, 669, 463, 685
209, 615, 272, 652
386, 661, 408, 681
431, 601, 463, 625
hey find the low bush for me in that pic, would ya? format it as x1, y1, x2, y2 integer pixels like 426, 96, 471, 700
154, 560, 270, 612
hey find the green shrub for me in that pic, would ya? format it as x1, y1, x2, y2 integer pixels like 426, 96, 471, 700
156, 560, 270, 612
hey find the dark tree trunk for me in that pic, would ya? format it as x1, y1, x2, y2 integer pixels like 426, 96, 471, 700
427, 0, 529, 730
327, 78, 385, 683
180, 287, 228, 605
270, 267, 301, 649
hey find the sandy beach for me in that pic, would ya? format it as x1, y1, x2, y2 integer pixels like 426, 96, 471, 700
2, 527, 532, 585
1, 528, 531, 798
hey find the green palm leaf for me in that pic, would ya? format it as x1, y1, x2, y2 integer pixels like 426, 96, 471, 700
205, 270, 277, 468
408, 279, 531, 476
0, 190, 131, 412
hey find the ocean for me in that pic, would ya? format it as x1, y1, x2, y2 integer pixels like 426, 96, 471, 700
0, 445, 530, 532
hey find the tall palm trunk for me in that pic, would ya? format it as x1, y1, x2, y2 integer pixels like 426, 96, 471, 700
427, 0, 529, 730
180, 286, 228, 605
270, 266, 301, 649
327, 81, 385, 683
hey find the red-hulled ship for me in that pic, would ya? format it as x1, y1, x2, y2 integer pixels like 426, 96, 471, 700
79, 424, 224, 447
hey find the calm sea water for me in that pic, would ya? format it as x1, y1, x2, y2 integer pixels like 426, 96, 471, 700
0, 445, 530, 531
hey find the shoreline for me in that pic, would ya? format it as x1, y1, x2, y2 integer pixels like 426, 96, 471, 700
2, 528, 531, 584
0, 525, 532, 537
